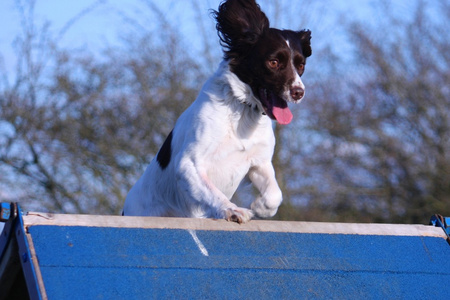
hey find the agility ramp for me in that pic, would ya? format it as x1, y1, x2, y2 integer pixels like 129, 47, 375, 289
1, 203, 449, 299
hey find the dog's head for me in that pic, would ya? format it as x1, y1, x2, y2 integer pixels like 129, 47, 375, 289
214, 0, 312, 125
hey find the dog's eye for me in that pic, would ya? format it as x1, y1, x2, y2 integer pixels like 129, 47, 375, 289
298, 64, 305, 72
268, 59, 279, 69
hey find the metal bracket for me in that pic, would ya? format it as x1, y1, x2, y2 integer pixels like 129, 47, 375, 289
1, 202, 17, 223
0, 203, 43, 300
430, 214, 450, 245
0, 203, 18, 259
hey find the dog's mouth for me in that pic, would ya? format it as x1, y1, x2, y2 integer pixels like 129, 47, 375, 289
259, 89, 293, 125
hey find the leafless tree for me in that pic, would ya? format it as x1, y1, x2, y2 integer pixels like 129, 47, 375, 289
275, 0, 450, 223
0, 0, 202, 214
1, 0, 448, 224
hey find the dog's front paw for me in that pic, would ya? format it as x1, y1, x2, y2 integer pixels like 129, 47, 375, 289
250, 195, 281, 218
224, 207, 254, 224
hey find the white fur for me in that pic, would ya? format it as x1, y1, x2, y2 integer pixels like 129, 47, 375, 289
123, 61, 283, 222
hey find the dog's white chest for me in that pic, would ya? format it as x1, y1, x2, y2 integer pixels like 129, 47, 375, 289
203, 130, 262, 198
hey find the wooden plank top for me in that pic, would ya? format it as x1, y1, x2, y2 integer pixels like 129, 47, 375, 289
23, 212, 446, 238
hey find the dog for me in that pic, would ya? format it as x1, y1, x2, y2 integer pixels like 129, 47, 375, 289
123, 0, 311, 223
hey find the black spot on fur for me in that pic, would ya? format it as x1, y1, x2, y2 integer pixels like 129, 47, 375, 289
157, 130, 173, 170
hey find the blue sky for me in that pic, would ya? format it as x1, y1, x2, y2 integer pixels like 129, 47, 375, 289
0, 0, 444, 227
0, 0, 371, 69
0, 1, 220, 72
1, 0, 429, 83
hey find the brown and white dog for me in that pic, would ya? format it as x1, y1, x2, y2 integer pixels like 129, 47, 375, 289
123, 0, 312, 223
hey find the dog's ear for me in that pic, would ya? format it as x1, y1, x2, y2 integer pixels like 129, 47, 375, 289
299, 30, 312, 58
213, 0, 269, 59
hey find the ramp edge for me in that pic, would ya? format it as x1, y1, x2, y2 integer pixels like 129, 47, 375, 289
23, 212, 446, 239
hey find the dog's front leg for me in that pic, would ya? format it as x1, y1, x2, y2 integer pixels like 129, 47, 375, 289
177, 158, 254, 223
248, 162, 283, 218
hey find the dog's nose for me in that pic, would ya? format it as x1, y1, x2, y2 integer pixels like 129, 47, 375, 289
290, 87, 304, 100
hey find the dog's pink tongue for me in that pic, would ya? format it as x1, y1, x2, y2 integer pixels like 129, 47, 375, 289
271, 96, 293, 125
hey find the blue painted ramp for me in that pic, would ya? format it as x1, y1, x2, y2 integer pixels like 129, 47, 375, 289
2, 210, 450, 299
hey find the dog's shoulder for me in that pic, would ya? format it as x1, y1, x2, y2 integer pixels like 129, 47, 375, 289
165, 62, 273, 168
176, 62, 272, 137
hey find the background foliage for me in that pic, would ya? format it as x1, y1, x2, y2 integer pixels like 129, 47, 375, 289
1, 0, 449, 223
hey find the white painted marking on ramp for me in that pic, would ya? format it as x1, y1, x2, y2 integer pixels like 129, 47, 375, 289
188, 229, 209, 256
